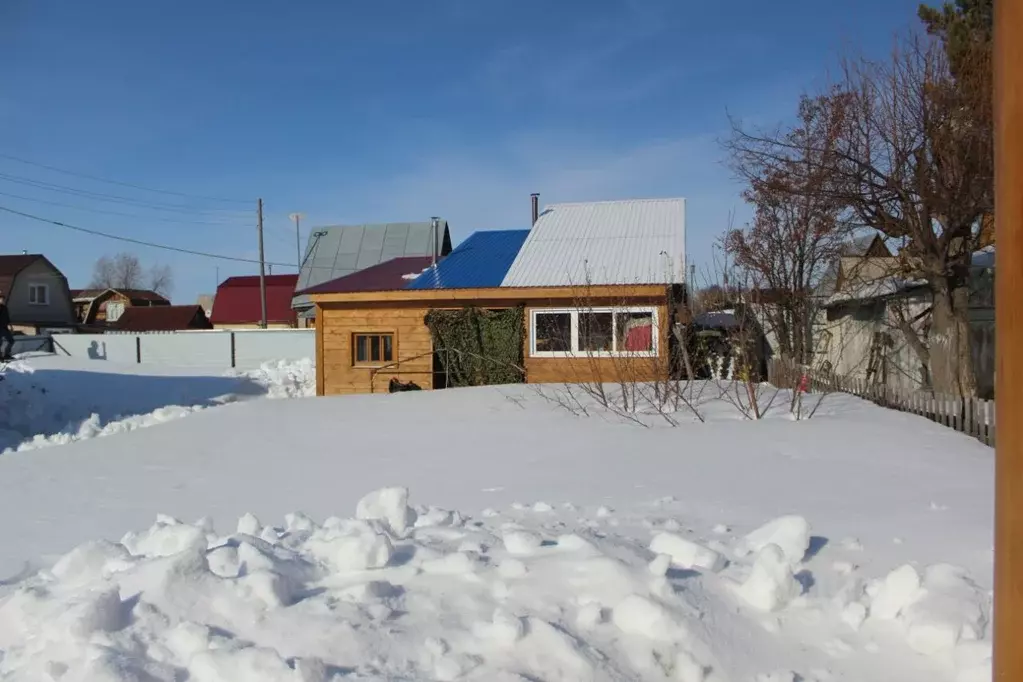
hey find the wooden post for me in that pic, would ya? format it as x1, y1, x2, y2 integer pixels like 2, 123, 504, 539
994, 0, 1023, 673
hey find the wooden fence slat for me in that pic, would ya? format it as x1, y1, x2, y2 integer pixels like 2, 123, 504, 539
966, 397, 974, 437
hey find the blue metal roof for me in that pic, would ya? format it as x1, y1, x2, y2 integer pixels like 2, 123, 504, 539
406, 229, 530, 290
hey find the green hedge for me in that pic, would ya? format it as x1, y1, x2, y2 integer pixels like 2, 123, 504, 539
424, 306, 525, 387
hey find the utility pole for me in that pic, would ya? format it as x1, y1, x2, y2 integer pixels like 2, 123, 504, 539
290, 212, 305, 272
994, 0, 1022, 678
257, 198, 268, 329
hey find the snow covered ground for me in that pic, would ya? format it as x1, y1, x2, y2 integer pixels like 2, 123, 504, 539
0, 355, 314, 452
0, 357, 994, 681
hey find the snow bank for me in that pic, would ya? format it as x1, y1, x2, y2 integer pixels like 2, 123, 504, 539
227, 358, 315, 400
0, 357, 314, 453
0, 487, 991, 682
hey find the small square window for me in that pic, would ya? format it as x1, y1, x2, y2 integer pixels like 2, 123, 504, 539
352, 333, 394, 365
28, 284, 48, 305
534, 312, 571, 352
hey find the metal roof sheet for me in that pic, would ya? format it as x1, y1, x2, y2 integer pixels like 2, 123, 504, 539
292, 221, 452, 309
500, 198, 686, 287
299, 257, 436, 295
211, 275, 299, 325
406, 230, 530, 290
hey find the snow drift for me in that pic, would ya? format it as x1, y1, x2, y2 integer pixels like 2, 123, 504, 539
0, 487, 991, 682
0, 357, 314, 453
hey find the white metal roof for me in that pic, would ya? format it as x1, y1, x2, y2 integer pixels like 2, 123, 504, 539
500, 198, 686, 287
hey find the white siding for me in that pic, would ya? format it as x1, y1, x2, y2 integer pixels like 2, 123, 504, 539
53, 334, 139, 364
232, 329, 314, 369
140, 333, 233, 369
501, 198, 686, 287
50, 330, 314, 370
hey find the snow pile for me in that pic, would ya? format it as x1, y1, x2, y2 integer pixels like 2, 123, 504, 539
0, 487, 991, 682
0, 357, 314, 452
227, 358, 315, 399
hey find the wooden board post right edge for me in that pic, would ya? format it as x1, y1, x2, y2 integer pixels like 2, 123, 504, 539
994, 0, 1023, 678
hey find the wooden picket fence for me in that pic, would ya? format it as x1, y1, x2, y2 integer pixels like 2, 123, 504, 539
768, 358, 996, 447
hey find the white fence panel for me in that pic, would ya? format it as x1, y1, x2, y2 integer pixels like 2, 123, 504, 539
53, 333, 139, 364
139, 332, 233, 369
232, 329, 315, 370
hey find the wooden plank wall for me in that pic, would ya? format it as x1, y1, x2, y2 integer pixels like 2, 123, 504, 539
319, 305, 435, 395
317, 295, 671, 395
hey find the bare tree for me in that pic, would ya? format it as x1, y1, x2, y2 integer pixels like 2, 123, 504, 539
726, 31, 990, 396
148, 264, 174, 298
723, 97, 852, 367
90, 253, 174, 298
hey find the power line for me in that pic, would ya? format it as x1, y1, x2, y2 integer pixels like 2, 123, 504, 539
0, 189, 254, 227
0, 204, 298, 268
0, 151, 250, 204
0, 172, 253, 216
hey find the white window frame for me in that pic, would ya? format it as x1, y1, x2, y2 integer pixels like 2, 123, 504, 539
529, 306, 658, 358
106, 301, 126, 321
28, 283, 49, 306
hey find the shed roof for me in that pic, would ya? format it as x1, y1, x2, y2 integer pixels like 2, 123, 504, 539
115, 305, 211, 331
501, 198, 685, 287
299, 257, 435, 295
211, 274, 298, 325
408, 230, 529, 290
71, 288, 169, 304
293, 221, 452, 309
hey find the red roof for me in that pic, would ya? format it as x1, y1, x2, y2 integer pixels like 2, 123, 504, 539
298, 257, 435, 295
116, 305, 212, 332
210, 274, 299, 325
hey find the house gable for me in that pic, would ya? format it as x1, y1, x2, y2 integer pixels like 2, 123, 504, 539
0, 254, 76, 328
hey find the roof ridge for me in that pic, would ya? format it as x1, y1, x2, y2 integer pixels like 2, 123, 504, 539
309, 220, 449, 231
546, 197, 685, 208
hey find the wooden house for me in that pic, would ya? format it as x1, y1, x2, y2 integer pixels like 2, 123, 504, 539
71, 288, 170, 325
302, 198, 687, 396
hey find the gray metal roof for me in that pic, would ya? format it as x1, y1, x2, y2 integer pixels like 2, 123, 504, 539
291, 221, 452, 309
501, 198, 686, 287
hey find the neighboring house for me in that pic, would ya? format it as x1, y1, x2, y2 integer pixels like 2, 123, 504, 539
210, 274, 299, 329
292, 220, 453, 327
815, 238, 996, 397
0, 254, 76, 334
301, 197, 687, 396
114, 305, 213, 332
70, 288, 170, 325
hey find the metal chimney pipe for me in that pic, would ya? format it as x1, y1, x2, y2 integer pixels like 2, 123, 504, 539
530, 193, 539, 226
430, 217, 440, 268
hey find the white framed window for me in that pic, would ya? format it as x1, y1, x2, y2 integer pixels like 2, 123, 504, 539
106, 301, 125, 321
530, 307, 658, 358
28, 284, 49, 306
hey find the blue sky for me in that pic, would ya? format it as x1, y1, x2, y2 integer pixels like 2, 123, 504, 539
1, 0, 923, 303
